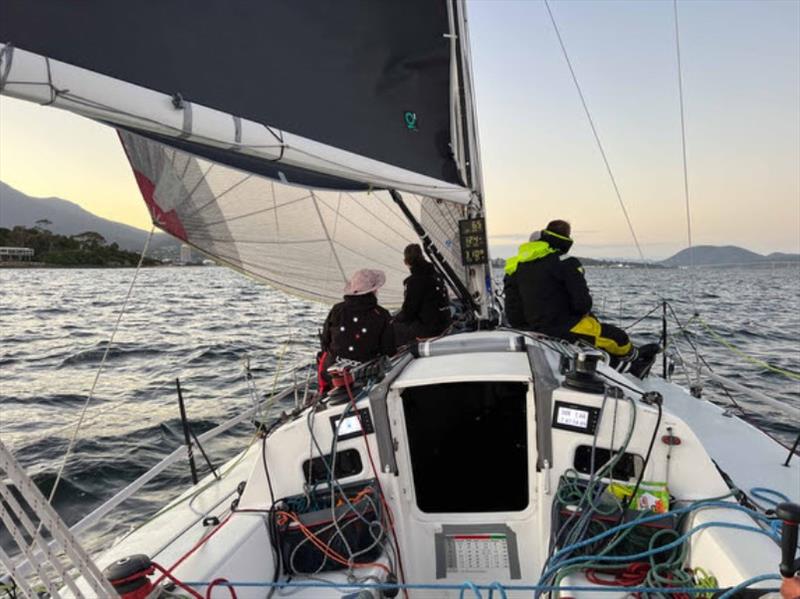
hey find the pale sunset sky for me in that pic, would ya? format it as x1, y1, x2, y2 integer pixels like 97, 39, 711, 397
1, 0, 798, 259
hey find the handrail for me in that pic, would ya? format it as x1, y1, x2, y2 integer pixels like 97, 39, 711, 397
71, 383, 296, 536
1, 383, 300, 584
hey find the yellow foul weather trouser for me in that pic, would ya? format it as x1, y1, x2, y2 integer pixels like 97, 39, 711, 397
570, 315, 632, 357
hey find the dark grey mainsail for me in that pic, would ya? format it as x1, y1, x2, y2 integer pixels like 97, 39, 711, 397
0, 0, 488, 305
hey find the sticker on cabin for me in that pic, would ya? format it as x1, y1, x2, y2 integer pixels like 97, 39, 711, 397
435, 525, 521, 579
445, 534, 510, 574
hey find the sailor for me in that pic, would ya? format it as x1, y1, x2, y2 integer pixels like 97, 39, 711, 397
393, 244, 452, 346
503, 231, 539, 329
318, 269, 395, 392
504, 220, 635, 362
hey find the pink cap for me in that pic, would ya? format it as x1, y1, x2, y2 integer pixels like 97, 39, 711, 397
343, 269, 386, 296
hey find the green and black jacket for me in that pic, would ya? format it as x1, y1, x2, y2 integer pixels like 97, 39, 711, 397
503, 230, 592, 336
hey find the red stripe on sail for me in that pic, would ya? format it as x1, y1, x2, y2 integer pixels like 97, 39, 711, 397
131, 170, 188, 242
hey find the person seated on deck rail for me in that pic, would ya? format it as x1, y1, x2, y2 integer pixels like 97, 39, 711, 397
504, 220, 656, 375
393, 243, 452, 346
318, 269, 395, 393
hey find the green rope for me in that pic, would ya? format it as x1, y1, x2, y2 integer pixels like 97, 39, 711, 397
692, 567, 718, 599
694, 316, 800, 381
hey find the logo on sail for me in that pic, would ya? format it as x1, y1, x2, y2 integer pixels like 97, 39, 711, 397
404, 111, 418, 131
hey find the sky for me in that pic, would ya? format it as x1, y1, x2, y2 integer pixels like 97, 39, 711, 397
1, 0, 798, 260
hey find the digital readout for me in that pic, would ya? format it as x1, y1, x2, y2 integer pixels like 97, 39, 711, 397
556, 407, 589, 429
336, 415, 362, 436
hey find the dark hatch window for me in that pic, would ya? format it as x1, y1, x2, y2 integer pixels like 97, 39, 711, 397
302, 449, 363, 485
401, 381, 528, 513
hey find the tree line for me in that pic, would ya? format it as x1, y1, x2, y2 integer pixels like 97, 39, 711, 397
0, 223, 159, 267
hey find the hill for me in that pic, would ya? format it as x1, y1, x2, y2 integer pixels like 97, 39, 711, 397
0, 181, 178, 253
662, 245, 800, 267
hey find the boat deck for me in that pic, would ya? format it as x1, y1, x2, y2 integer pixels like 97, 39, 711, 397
644, 376, 799, 503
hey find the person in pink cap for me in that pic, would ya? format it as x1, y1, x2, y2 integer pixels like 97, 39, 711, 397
318, 269, 396, 391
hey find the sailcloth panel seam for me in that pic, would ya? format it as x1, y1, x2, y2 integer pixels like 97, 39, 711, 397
314, 195, 414, 255
181, 195, 314, 228
118, 131, 468, 306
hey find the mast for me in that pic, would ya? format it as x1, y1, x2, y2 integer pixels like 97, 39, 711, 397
450, 0, 494, 319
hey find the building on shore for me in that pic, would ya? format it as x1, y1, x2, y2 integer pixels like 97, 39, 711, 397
0, 247, 34, 262
179, 244, 192, 265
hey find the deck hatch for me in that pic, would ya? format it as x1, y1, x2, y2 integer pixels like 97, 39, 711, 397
401, 381, 528, 513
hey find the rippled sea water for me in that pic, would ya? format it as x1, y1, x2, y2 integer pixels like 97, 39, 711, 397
0, 265, 798, 555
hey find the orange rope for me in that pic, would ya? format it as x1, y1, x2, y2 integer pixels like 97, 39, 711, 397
276, 510, 390, 573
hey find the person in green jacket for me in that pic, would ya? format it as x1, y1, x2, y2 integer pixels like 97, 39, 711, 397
504, 220, 632, 358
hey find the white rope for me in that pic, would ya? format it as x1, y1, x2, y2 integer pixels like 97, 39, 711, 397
673, 0, 702, 383
543, 0, 659, 299
45, 226, 155, 508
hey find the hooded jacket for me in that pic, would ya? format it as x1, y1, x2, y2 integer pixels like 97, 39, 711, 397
503, 230, 592, 336
395, 260, 451, 336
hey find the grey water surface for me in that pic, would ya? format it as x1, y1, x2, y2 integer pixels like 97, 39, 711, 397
0, 265, 798, 555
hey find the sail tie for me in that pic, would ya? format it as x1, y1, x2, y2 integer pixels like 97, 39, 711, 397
40, 57, 69, 106
0, 44, 13, 92
172, 92, 193, 139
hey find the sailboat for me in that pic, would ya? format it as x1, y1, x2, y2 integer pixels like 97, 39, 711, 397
1, 1, 798, 598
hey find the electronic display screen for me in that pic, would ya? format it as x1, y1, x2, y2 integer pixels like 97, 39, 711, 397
336, 415, 362, 436
556, 406, 590, 429
458, 218, 488, 265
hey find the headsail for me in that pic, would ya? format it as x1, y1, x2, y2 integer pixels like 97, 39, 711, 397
0, 0, 489, 308
120, 130, 466, 306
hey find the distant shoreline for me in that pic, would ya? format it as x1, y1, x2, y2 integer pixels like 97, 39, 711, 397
0, 262, 207, 269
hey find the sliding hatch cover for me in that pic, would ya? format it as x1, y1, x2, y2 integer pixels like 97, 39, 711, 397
401, 380, 529, 513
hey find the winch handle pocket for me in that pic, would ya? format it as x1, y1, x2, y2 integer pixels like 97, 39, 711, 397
776, 502, 800, 578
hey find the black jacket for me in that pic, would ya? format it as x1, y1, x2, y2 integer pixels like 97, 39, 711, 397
395, 260, 451, 336
505, 232, 592, 336
321, 294, 395, 362
503, 273, 526, 329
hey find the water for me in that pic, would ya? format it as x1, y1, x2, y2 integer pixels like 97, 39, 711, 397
0, 265, 798, 556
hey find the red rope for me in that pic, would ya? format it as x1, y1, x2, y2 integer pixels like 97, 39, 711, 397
151, 562, 203, 599
151, 513, 233, 592
585, 562, 649, 587
205, 577, 238, 599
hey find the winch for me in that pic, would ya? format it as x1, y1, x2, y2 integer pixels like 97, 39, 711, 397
103, 554, 155, 599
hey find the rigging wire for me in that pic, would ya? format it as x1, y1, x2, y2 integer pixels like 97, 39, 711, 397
672, 0, 703, 386
693, 316, 800, 381
673, 0, 697, 312
542, 0, 656, 299
44, 225, 155, 510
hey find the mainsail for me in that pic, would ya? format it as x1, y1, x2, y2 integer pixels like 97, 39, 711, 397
0, 0, 488, 308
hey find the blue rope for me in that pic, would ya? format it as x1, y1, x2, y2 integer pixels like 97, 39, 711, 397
459, 580, 482, 598
750, 486, 791, 507
547, 499, 776, 569
717, 573, 783, 599
487, 581, 509, 599
181, 579, 780, 596
541, 520, 774, 584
